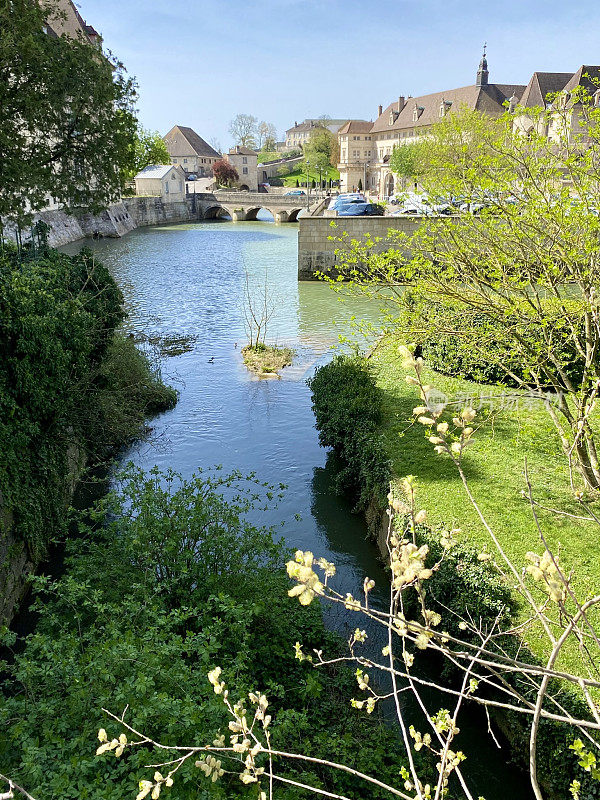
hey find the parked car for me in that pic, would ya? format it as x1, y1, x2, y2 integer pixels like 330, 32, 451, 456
284, 189, 306, 196
337, 202, 384, 217
187, 174, 198, 181
330, 195, 365, 211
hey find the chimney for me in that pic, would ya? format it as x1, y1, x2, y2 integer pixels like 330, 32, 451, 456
398, 96, 405, 111
378, 104, 383, 117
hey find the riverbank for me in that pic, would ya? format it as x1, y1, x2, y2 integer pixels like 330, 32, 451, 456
3, 196, 200, 248
308, 343, 599, 799
370, 336, 599, 675
0, 246, 177, 624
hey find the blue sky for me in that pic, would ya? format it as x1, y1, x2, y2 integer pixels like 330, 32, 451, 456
80, 0, 600, 149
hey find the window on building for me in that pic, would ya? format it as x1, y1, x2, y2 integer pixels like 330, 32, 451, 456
243, 167, 248, 174
164, 182, 169, 194
243, 157, 247, 164
183, 158, 188, 163
172, 158, 177, 163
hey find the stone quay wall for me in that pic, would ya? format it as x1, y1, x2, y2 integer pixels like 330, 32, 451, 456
3, 197, 202, 249
298, 215, 423, 280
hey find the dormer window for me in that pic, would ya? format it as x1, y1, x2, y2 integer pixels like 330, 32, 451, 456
439, 99, 452, 118
412, 105, 424, 122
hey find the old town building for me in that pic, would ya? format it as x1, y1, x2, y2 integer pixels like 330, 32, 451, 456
163, 126, 221, 178
338, 50, 524, 195
338, 52, 600, 197
285, 119, 347, 150
225, 146, 258, 191
134, 164, 186, 201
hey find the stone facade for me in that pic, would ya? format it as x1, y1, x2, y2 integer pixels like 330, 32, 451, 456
45, 0, 101, 43
225, 146, 258, 191
134, 164, 187, 202
163, 125, 221, 177
298, 216, 424, 279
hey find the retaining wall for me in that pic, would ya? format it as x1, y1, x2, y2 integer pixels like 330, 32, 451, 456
298, 215, 423, 280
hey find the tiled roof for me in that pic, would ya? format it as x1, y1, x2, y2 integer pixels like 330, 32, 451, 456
135, 164, 179, 180
562, 65, 600, 96
229, 146, 258, 156
519, 72, 572, 107
370, 83, 525, 134
338, 120, 373, 134
163, 126, 221, 158
286, 121, 317, 134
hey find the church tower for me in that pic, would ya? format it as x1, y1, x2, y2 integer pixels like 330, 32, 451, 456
476, 44, 489, 86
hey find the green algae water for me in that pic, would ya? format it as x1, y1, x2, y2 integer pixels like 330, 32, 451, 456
62, 218, 532, 799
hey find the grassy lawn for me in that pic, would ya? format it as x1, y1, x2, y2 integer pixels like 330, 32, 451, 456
279, 165, 339, 187
371, 335, 600, 673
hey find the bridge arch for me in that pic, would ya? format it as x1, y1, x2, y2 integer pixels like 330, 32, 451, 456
287, 208, 303, 222
202, 205, 230, 220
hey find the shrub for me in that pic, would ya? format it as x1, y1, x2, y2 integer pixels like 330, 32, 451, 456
308, 355, 391, 513
0, 246, 176, 561
417, 302, 585, 389
0, 468, 409, 800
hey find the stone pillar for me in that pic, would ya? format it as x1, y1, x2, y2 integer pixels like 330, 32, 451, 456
232, 209, 247, 222
274, 210, 289, 223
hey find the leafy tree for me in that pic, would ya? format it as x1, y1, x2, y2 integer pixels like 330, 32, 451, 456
303, 125, 338, 170
0, 0, 137, 228
123, 125, 170, 182
263, 134, 277, 152
389, 141, 424, 180
228, 113, 258, 148
212, 158, 239, 187
333, 99, 600, 492
257, 121, 277, 150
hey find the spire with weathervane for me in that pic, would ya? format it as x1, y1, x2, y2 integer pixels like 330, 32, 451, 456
476, 43, 489, 86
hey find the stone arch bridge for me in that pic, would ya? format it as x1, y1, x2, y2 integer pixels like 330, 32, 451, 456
193, 191, 310, 223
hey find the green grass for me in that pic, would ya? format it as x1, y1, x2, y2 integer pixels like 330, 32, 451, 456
279, 165, 339, 187
371, 335, 600, 673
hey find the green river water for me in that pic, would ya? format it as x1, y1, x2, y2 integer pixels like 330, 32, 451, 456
62, 217, 532, 800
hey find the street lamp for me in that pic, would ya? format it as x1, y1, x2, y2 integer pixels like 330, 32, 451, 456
306, 160, 310, 208
363, 161, 369, 197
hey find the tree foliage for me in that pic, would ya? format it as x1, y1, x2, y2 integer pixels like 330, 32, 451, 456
0, 245, 175, 563
389, 142, 423, 179
123, 126, 170, 182
0, 0, 137, 226
257, 121, 277, 150
333, 99, 600, 492
0, 467, 408, 800
303, 126, 339, 169
212, 159, 239, 187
